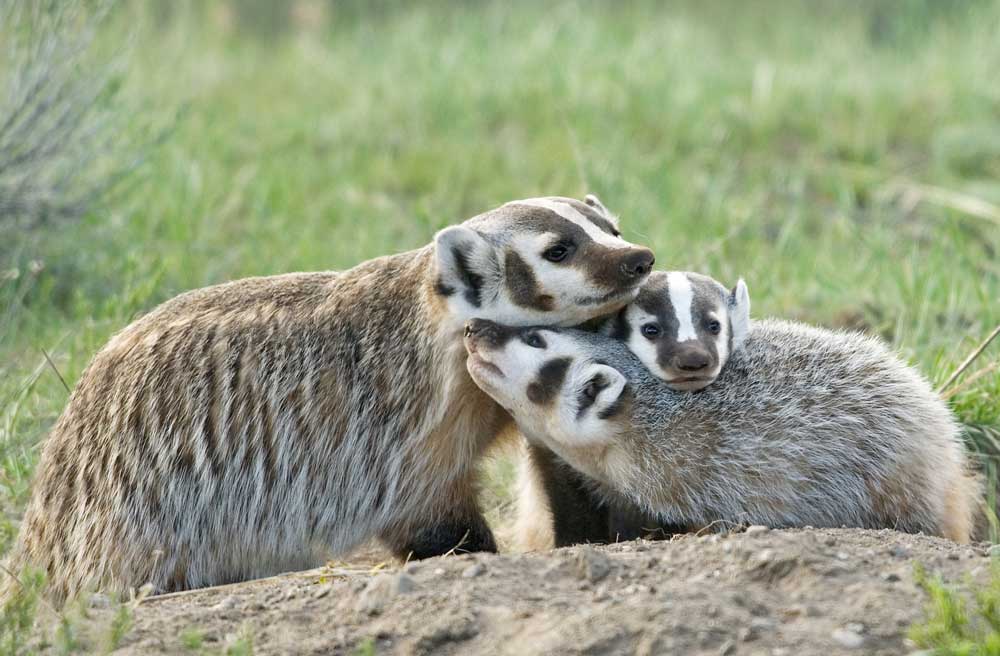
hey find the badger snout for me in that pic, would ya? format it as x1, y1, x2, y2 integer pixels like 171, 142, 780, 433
464, 318, 512, 351
674, 345, 712, 372
620, 248, 655, 283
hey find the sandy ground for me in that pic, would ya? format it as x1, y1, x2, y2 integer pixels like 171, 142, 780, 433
82, 528, 994, 655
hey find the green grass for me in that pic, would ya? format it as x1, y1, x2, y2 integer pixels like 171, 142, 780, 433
911, 560, 1000, 654
2, 0, 1000, 583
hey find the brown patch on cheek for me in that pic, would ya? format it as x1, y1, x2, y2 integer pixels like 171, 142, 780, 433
526, 357, 572, 405
504, 250, 555, 312
579, 243, 628, 289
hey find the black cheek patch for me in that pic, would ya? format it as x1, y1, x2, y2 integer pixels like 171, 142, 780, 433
526, 357, 572, 406
451, 246, 483, 308
504, 249, 555, 312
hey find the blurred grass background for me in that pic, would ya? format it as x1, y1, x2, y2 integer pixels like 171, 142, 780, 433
2, 0, 1000, 544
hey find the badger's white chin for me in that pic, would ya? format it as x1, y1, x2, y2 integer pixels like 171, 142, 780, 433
466, 354, 506, 388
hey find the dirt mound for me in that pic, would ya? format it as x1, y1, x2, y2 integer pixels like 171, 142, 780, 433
112, 528, 990, 655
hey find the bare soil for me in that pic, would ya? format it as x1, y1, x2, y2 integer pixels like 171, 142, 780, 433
109, 528, 992, 655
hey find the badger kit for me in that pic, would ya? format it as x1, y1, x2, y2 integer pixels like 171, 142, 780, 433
2, 195, 979, 604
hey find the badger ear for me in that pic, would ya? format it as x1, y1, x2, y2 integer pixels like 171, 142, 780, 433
584, 193, 619, 229
728, 278, 751, 350
587, 364, 628, 422
433, 226, 495, 309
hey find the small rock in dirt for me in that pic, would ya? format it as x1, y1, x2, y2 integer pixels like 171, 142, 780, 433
462, 562, 486, 578
846, 622, 866, 634
356, 573, 417, 614
413, 613, 478, 654
947, 552, 960, 560
882, 572, 901, 582
835, 551, 849, 561
824, 536, 837, 546
404, 562, 421, 575
433, 567, 446, 576
211, 595, 237, 612
576, 546, 612, 583
889, 545, 911, 559
832, 628, 865, 649
745, 525, 770, 536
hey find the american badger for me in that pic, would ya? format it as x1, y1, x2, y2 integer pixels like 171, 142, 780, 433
4, 195, 654, 603
464, 276, 979, 546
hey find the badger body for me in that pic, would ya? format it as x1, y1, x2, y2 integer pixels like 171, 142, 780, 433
464, 316, 979, 547
5, 196, 654, 603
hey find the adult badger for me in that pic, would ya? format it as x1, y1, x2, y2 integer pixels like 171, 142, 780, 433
4, 195, 654, 603
463, 273, 979, 548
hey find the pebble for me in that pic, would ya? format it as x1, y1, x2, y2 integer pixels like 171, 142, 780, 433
356, 573, 417, 614
403, 562, 421, 575
947, 552, 960, 561
462, 563, 487, 579
832, 628, 865, 649
846, 622, 866, 634
882, 572, 901, 582
575, 546, 612, 583
889, 545, 911, 559
211, 595, 237, 612
824, 536, 837, 546
745, 525, 770, 536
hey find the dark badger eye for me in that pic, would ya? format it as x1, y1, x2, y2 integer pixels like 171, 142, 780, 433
525, 332, 546, 349
542, 243, 572, 263
707, 320, 722, 335
641, 323, 661, 339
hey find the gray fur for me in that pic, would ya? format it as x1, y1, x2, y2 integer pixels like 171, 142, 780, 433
499, 322, 979, 544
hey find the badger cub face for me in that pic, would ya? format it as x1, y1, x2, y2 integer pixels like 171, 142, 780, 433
609, 271, 751, 391
433, 194, 655, 327
462, 319, 630, 448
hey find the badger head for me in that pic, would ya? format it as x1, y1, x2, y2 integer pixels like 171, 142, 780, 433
607, 271, 750, 391
461, 320, 633, 480
432, 195, 655, 328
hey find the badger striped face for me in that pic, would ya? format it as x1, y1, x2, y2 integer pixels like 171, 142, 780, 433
462, 319, 631, 450
433, 195, 655, 328
609, 271, 751, 391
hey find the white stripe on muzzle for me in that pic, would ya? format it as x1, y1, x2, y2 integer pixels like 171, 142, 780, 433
667, 271, 697, 342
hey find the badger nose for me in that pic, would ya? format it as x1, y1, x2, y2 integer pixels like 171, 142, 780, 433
620, 248, 655, 280
464, 318, 507, 348
674, 347, 711, 372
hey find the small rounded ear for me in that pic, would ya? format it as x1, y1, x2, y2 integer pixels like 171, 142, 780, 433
728, 278, 751, 350
433, 226, 494, 309
584, 193, 620, 229
588, 363, 628, 420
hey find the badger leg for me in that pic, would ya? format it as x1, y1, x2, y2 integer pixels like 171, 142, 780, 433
379, 477, 498, 560
524, 443, 612, 547
606, 503, 689, 542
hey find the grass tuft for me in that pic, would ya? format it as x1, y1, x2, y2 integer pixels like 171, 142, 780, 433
910, 561, 1000, 654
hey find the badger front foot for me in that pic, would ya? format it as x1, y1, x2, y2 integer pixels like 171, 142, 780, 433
381, 511, 497, 561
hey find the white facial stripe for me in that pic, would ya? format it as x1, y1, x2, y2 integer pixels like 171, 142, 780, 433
667, 271, 697, 342
626, 306, 662, 376
507, 198, 629, 249
715, 308, 729, 371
